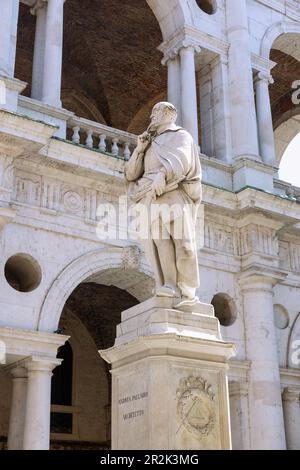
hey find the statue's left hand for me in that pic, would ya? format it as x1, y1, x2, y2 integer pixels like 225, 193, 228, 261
151, 172, 166, 199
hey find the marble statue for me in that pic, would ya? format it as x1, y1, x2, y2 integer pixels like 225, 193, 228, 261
124, 102, 202, 308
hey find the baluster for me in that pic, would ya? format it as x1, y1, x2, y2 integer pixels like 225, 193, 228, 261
86, 129, 94, 148
112, 138, 119, 156
72, 126, 80, 144
123, 142, 131, 160
99, 134, 107, 153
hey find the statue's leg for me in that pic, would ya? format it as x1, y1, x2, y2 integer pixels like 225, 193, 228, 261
151, 217, 177, 295
170, 220, 199, 302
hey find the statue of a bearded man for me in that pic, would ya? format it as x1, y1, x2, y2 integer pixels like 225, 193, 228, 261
124, 102, 202, 309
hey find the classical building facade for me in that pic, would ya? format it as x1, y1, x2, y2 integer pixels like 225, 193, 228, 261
0, 0, 300, 450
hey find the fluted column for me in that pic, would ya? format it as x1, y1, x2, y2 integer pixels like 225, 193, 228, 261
239, 273, 286, 449
179, 44, 200, 144
282, 388, 300, 450
42, 0, 65, 107
254, 72, 276, 166
226, 0, 259, 159
164, 54, 181, 125
7, 366, 27, 450
0, 0, 20, 77
31, 0, 47, 101
23, 357, 61, 450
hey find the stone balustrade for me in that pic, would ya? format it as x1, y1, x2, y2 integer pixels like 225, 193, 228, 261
274, 179, 300, 201
67, 116, 137, 160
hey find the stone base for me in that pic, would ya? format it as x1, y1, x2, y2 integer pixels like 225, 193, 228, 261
233, 155, 276, 192
0, 76, 27, 112
17, 95, 75, 139
100, 298, 235, 450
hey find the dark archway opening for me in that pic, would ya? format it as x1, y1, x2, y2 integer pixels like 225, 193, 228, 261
50, 282, 139, 450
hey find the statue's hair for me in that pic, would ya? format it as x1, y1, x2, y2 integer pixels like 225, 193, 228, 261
152, 102, 178, 121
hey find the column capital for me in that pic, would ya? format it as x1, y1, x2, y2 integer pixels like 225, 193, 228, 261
238, 268, 287, 292
161, 40, 201, 66
282, 387, 300, 403
5, 364, 27, 379
161, 49, 179, 66
30, 0, 47, 15
24, 356, 62, 374
178, 39, 201, 55
255, 71, 274, 87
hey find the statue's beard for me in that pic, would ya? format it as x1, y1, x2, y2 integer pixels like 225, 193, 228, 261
147, 122, 159, 135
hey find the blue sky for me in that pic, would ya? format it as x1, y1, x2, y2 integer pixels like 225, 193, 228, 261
279, 132, 300, 186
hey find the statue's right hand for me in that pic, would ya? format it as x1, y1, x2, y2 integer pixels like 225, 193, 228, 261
137, 132, 150, 153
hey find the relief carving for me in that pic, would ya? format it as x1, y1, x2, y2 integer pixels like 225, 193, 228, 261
177, 376, 216, 437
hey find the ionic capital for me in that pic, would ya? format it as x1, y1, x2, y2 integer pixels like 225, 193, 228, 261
30, 0, 47, 15
255, 72, 274, 86
161, 39, 201, 66
24, 356, 62, 375
179, 39, 201, 55
282, 387, 300, 403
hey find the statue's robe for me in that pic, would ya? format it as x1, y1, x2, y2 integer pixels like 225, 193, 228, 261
124, 124, 202, 297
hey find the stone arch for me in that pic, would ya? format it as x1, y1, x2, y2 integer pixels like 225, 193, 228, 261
146, 0, 192, 40
37, 247, 154, 333
127, 92, 166, 134
286, 311, 300, 369
274, 109, 300, 164
261, 21, 300, 58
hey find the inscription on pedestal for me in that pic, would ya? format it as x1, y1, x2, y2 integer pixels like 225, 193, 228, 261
118, 392, 148, 421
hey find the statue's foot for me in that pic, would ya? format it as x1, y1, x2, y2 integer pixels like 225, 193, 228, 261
156, 284, 178, 298
174, 296, 200, 309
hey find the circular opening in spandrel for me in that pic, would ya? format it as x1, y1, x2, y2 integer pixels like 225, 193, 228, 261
195, 0, 218, 15
211, 293, 237, 327
4, 253, 42, 293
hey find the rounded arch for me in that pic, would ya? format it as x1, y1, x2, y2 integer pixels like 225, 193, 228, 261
127, 92, 166, 134
274, 109, 300, 164
286, 312, 300, 368
38, 247, 154, 333
146, 0, 191, 40
261, 21, 300, 58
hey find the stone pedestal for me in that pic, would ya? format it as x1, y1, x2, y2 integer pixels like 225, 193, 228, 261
100, 298, 235, 450
0, 76, 27, 112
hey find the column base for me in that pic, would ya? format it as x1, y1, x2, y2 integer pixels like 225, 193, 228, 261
100, 298, 235, 450
0, 76, 27, 113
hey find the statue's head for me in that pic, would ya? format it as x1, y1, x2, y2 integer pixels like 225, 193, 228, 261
149, 102, 177, 130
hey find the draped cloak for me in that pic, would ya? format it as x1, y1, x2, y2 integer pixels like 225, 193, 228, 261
124, 125, 202, 292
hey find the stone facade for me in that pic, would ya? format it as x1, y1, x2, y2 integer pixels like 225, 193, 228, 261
0, 0, 300, 451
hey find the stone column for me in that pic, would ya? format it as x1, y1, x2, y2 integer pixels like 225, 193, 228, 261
7, 366, 27, 450
179, 44, 200, 145
239, 273, 286, 449
165, 54, 182, 125
226, 0, 259, 159
0, 0, 20, 77
254, 72, 276, 166
282, 388, 300, 450
211, 57, 233, 162
42, 0, 65, 107
31, 0, 47, 101
229, 381, 250, 450
23, 357, 61, 450
199, 67, 214, 157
